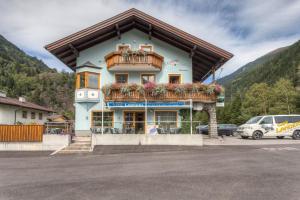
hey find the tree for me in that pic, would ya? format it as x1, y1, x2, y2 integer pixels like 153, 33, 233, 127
271, 78, 297, 114
242, 83, 271, 116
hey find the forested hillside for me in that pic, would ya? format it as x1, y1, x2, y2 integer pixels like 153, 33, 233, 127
215, 40, 300, 125
0, 35, 75, 118
218, 40, 300, 100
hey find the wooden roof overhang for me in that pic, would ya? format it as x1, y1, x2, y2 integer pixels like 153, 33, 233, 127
45, 8, 233, 82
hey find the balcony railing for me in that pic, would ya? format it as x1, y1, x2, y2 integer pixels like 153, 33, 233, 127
103, 83, 219, 103
105, 51, 164, 71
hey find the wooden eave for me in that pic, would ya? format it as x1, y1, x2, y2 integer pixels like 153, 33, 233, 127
45, 8, 233, 81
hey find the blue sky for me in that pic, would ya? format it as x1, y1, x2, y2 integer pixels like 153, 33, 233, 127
0, 0, 299, 77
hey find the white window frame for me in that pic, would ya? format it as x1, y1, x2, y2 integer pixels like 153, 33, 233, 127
116, 44, 131, 51
139, 44, 154, 52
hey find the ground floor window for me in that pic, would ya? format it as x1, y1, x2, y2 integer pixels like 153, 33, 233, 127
92, 111, 113, 127
155, 111, 177, 129
22, 111, 27, 119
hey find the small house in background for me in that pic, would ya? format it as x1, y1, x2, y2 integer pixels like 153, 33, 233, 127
0, 91, 53, 125
47, 114, 70, 123
45, 114, 74, 135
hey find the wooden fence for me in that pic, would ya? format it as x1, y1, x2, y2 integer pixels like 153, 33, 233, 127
0, 125, 44, 142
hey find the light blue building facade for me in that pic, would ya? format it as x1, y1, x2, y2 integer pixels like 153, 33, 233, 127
45, 9, 233, 137
75, 29, 192, 135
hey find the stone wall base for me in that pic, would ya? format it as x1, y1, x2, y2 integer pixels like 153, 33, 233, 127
92, 134, 203, 146
0, 135, 71, 151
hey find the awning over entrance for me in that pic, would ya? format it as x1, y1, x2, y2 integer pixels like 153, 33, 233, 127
106, 101, 190, 108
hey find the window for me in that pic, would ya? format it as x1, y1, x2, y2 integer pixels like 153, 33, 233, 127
39, 113, 43, 120
87, 73, 99, 89
31, 112, 36, 119
155, 111, 177, 129
115, 74, 128, 84
92, 111, 114, 127
169, 74, 181, 84
22, 111, 27, 119
290, 116, 300, 123
275, 116, 289, 124
117, 44, 130, 52
246, 116, 263, 124
140, 44, 153, 52
260, 116, 273, 125
141, 74, 155, 84
76, 72, 100, 89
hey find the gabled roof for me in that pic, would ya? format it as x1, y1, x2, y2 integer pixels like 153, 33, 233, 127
0, 96, 53, 112
45, 8, 233, 81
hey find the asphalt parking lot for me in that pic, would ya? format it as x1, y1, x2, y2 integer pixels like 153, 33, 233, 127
0, 144, 300, 200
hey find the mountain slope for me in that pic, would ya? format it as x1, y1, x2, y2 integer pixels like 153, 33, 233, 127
218, 40, 300, 99
0, 34, 75, 118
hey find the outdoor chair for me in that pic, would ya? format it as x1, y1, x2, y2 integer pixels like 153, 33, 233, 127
110, 128, 120, 134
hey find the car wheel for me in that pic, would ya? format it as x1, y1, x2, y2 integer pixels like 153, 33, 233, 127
276, 136, 284, 139
292, 130, 300, 140
252, 131, 263, 140
226, 133, 230, 136
241, 136, 249, 139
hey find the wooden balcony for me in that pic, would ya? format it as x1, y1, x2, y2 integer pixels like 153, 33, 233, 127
104, 88, 216, 103
105, 51, 164, 71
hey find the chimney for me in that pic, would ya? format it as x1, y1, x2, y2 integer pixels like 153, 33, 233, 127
0, 91, 6, 97
19, 97, 26, 102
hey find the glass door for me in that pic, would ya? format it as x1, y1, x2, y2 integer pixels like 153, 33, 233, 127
135, 112, 145, 134
124, 112, 134, 134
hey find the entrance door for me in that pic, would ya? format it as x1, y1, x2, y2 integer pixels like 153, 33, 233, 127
124, 111, 145, 134
135, 112, 145, 134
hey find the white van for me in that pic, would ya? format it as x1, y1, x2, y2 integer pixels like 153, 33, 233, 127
237, 115, 300, 140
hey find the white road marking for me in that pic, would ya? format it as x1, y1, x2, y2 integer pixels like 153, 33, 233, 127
261, 147, 299, 151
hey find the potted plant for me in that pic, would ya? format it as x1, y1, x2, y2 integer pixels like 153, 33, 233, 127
174, 85, 186, 96
101, 84, 112, 96
213, 84, 224, 95
144, 82, 156, 92
137, 85, 145, 95
152, 84, 167, 96
120, 85, 131, 96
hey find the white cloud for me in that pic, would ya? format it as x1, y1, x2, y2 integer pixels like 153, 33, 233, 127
0, 0, 299, 76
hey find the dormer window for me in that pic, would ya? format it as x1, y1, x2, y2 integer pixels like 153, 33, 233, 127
76, 72, 100, 89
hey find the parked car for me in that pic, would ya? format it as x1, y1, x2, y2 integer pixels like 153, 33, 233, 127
196, 124, 238, 136
237, 115, 300, 140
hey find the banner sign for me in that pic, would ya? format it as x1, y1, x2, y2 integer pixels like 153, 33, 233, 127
216, 95, 225, 107
107, 101, 190, 108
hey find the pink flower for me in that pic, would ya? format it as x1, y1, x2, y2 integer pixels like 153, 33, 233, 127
144, 82, 156, 91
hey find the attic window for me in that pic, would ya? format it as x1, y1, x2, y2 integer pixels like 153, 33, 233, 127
117, 44, 130, 52
140, 44, 153, 52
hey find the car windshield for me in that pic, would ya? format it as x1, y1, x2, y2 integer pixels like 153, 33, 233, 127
246, 116, 263, 124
